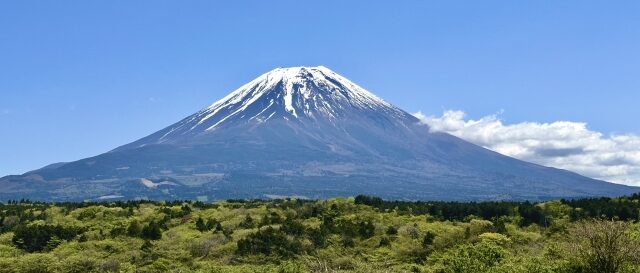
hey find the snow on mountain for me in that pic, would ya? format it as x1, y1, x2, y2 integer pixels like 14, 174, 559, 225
118, 66, 419, 149
198, 66, 401, 125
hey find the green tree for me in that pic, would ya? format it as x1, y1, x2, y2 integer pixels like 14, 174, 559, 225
195, 217, 207, 232
568, 219, 640, 273
307, 227, 328, 248
354, 195, 383, 206
239, 214, 254, 229
341, 236, 355, 248
127, 221, 142, 237
141, 221, 162, 240
281, 219, 305, 236
12, 224, 81, 252
379, 236, 391, 247
206, 218, 219, 231
358, 221, 375, 239
422, 231, 436, 249
386, 226, 398, 236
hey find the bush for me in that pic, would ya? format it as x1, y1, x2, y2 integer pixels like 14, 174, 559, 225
15, 253, 58, 273
59, 255, 98, 273
280, 219, 305, 236
0, 258, 17, 273
436, 242, 508, 273
138, 257, 185, 273
277, 260, 306, 273
341, 236, 355, 248
99, 260, 120, 273
379, 236, 391, 247
478, 232, 511, 246
189, 237, 222, 258
307, 228, 327, 248
236, 227, 302, 258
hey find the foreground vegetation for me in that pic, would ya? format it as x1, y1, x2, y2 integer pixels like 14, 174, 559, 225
2, 194, 640, 273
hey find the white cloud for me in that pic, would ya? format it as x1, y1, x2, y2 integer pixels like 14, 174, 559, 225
414, 110, 640, 186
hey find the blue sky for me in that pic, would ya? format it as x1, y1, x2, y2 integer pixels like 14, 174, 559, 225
1, 1, 639, 180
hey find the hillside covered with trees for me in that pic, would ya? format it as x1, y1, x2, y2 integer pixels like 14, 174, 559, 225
2, 194, 640, 273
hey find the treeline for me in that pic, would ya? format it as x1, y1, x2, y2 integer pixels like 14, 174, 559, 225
355, 193, 640, 224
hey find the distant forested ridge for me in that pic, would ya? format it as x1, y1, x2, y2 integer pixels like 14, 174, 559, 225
1, 194, 640, 272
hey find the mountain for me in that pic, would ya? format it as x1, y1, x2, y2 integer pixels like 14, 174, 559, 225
0, 66, 636, 201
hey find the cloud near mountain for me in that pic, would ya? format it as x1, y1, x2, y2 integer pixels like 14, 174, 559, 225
415, 110, 640, 186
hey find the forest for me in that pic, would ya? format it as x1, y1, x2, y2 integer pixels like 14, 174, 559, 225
2, 194, 640, 273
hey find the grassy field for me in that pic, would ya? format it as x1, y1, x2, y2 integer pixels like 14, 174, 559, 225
1, 195, 640, 273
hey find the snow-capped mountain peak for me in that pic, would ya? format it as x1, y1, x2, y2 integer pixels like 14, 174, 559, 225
113, 66, 424, 151
135, 66, 418, 146
193, 66, 403, 130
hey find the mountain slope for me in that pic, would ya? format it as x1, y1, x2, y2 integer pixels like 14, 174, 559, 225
0, 66, 636, 201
